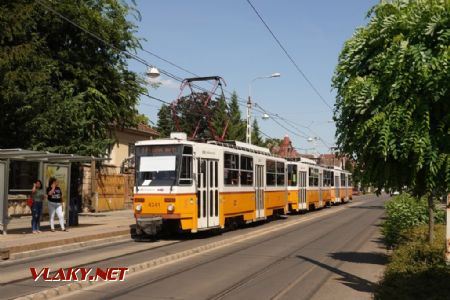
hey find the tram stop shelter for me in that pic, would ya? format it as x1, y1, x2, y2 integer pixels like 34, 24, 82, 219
0, 149, 106, 235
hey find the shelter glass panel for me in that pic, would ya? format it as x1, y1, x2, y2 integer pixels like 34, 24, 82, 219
9, 161, 39, 192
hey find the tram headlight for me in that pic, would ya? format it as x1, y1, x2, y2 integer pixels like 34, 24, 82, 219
167, 203, 175, 213
135, 204, 142, 212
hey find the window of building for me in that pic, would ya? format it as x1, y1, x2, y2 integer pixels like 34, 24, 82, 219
266, 159, 276, 186
128, 143, 135, 157
309, 168, 319, 187
288, 164, 297, 186
224, 153, 239, 185
240, 155, 253, 186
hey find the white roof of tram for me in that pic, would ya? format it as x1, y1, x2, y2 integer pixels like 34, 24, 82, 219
135, 138, 274, 156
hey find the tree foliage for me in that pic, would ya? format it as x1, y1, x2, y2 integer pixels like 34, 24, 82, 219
227, 92, 246, 142
0, 0, 146, 156
156, 105, 174, 138
252, 118, 264, 146
211, 95, 229, 140
171, 92, 215, 140
158, 90, 249, 142
332, 0, 450, 197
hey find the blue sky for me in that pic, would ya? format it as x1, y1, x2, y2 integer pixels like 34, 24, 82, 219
128, 0, 378, 153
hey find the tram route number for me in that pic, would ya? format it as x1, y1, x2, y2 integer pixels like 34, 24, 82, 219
148, 202, 161, 208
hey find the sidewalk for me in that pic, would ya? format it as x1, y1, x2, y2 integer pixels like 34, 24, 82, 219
0, 210, 135, 260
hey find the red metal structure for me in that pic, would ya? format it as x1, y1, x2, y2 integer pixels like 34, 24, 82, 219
171, 76, 228, 141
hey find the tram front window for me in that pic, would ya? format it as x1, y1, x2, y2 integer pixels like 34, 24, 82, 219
137, 169, 177, 186
137, 155, 177, 186
135, 144, 182, 187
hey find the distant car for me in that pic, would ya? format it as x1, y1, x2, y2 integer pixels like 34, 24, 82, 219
390, 191, 400, 196
352, 188, 360, 196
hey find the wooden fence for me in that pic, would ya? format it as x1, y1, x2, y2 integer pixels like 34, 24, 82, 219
95, 174, 133, 212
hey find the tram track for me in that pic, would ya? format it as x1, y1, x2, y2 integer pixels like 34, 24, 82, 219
269, 213, 382, 300
92, 196, 384, 300
1, 238, 184, 290
207, 198, 384, 300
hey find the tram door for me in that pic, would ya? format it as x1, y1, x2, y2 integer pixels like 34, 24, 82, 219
335, 175, 340, 201
255, 165, 265, 219
298, 171, 307, 210
319, 172, 323, 207
197, 159, 219, 229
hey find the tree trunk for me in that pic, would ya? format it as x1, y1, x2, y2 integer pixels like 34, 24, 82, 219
428, 193, 435, 244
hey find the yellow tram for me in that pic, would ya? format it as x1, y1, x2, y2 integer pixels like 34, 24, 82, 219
133, 133, 352, 236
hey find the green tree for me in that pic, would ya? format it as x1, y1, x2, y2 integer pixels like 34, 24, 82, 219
170, 92, 216, 140
211, 95, 229, 140
252, 118, 264, 146
134, 113, 151, 126
0, 0, 146, 156
227, 91, 246, 141
264, 137, 283, 155
156, 105, 174, 138
332, 0, 450, 243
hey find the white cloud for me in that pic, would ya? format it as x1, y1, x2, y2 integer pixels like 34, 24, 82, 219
147, 77, 180, 90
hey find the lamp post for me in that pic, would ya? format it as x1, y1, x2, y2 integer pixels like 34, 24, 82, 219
246, 72, 281, 144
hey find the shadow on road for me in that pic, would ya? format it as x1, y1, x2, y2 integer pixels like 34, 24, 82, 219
296, 255, 376, 293
329, 251, 388, 265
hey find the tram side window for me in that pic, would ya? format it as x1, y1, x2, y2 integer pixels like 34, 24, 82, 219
309, 168, 319, 187
179, 146, 193, 185
323, 170, 333, 187
277, 162, 285, 186
266, 160, 276, 186
330, 171, 334, 186
348, 175, 353, 187
224, 153, 239, 185
288, 164, 297, 186
240, 155, 253, 186
341, 173, 346, 187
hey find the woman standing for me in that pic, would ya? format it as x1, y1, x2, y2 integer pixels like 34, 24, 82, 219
31, 179, 44, 233
47, 177, 67, 232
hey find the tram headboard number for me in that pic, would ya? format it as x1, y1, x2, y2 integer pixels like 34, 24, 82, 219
148, 202, 161, 208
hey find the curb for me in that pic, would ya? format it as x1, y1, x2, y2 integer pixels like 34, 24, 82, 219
4, 228, 130, 260
15, 202, 362, 300
9, 234, 130, 261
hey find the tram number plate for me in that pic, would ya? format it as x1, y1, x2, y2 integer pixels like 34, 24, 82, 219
148, 202, 161, 208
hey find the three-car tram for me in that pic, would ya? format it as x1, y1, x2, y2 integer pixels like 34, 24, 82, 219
133, 133, 353, 236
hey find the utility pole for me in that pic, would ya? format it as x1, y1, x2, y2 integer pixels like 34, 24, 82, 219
246, 73, 280, 144
246, 96, 252, 144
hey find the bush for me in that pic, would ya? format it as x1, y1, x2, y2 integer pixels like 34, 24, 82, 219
382, 193, 445, 247
375, 225, 450, 300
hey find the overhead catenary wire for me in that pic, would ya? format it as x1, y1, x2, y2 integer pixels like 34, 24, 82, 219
245, 0, 334, 111
36, 0, 332, 151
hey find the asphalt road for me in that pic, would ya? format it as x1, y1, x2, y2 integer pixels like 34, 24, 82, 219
59, 194, 389, 300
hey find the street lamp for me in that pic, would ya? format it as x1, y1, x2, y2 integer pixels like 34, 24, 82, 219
246, 72, 281, 144
146, 66, 160, 79
262, 113, 270, 120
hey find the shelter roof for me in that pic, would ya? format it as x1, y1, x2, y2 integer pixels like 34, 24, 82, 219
0, 149, 108, 163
